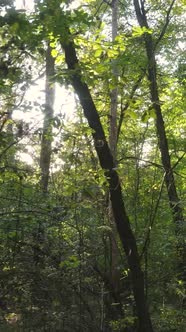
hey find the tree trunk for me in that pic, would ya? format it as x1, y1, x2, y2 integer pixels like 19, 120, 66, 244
108, 0, 121, 297
36, 44, 55, 265
133, 0, 185, 280
61, 33, 154, 332
109, 0, 118, 159
39, 44, 55, 193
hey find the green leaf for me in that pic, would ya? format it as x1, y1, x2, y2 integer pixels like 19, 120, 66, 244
94, 49, 102, 58
132, 26, 153, 37
51, 48, 58, 57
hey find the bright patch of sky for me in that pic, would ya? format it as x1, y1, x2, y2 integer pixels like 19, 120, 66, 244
13, 79, 77, 165
14, 0, 79, 123
15, 0, 81, 11
13, 0, 80, 165
15, 0, 34, 11
13, 82, 76, 123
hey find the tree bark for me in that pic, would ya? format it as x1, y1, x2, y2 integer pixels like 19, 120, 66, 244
109, 0, 118, 159
133, 0, 185, 280
40, 44, 55, 193
108, 0, 121, 297
61, 33, 154, 332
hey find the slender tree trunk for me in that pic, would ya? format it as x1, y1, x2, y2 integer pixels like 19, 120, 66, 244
108, 0, 121, 297
109, 0, 118, 159
40, 44, 55, 193
133, 0, 185, 280
33, 44, 55, 266
61, 33, 154, 332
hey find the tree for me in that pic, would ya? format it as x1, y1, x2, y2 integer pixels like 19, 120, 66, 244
0, 0, 185, 331
133, 0, 185, 281
61, 21, 154, 332
39, 44, 55, 193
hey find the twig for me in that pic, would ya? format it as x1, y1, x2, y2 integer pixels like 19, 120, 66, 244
118, 155, 163, 169
117, 73, 145, 141
154, 0, 176, 49
140, 172, 166, 259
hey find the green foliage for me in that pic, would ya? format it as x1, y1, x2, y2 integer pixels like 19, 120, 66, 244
0, 0, 185, 331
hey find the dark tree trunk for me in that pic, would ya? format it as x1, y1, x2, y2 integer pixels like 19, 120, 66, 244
109, 0, 121, 299
133, 0, 185, 281
61, 34, 154, 332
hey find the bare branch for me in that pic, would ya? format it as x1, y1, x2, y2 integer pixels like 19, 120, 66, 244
172, 152, 186, 170
117, 73, 145, 141
155, 0, 176, 49
118, 155, 163, 168
140, 172, 166, 259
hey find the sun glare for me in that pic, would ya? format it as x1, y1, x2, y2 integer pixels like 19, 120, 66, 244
15, 0, 34, 11
15, 0, 81, 11
12, 0, 80, 166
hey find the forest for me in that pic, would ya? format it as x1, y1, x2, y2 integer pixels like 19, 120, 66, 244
0, 0, 185, 331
